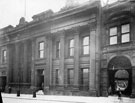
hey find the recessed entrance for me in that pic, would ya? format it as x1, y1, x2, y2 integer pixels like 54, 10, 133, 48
37, 69, 44, 90
108, 56, 132, 96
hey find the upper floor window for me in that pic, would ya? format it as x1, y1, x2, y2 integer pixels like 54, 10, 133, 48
38, 42, 44, 58
109, 27, 118, 45
69, 39, 74, 56
109, 24, 130, 45
67, 69, 74, 85
2, 50, 7, 63
121, 24, 130, 43
83, 36, 89, 55
56, 41, 60, 58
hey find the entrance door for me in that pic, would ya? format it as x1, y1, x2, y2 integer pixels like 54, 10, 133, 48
108, 56, 132, 96
37, 69, 44, 90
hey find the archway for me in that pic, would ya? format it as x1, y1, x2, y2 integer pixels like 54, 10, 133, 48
108, 56, 132, 96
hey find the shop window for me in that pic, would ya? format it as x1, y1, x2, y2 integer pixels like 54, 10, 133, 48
81, 68, 89, 87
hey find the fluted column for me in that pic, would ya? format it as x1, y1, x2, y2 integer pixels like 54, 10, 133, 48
131, 67, 135, 98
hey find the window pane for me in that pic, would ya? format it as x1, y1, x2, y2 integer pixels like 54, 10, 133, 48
82, 69, 89, 86
83, 46, 89, 54
70, 48, 74, 56
110, 36, 117, 45
121, 24, 130, 33
3, 50, 6, 57
122, 33, 130, 43
40, 51, 44, 58
39, 42, 44, 50
56, 69, 59, 84
70, 39, 74, 48
110, 27, 117, 36
83, 36, 89, 45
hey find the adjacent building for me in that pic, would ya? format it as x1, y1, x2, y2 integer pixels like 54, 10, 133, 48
0, 0, 135, 97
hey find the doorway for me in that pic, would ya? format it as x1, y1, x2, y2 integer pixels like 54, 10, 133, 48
108, 56, 132, 96
37, 69, 44, 90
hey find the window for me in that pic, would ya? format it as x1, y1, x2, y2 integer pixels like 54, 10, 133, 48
2, 50, 7, 63
67, 69, 74, 85
109, 24, 130, 45
38, 42, 44, 58
81, 68, 89, 86
56, 41, 60, 58
121, 24, 130, 43
69, 39, 74, 56
55, 69, 59, 85
83, 36, 89, 55
109, 27, 118, 45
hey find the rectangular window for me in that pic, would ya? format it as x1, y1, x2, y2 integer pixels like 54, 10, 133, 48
39, 42, 44, 58
69, 39, 74, 56
121, 24, 130, 43
109, 27, 118, 45
2, 50, 7, 63
81, 68, 89, 86
55, 69, 59, 85
56, 41, 60, 58
83, 36, 89, 55
67, 69, 74, 85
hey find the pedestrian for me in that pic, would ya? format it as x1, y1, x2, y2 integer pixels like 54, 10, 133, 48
0, 90, 3, 103
118, 88, 122, 100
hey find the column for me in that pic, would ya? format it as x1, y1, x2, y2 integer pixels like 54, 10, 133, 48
74, 28, 80, 89
15, 43, 20, 83
59, 31, 65, 87
131, 67, 135, 98
89, 30, 96, 95
31, 38, 36, 89
44, 36, 51, 91
6, 44, 11, 87
23, 41, 28, 83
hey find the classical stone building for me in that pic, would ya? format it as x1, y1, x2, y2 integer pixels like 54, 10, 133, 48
0, 0, 135, 97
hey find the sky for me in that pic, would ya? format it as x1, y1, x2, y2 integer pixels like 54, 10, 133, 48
0, 0, 117, 29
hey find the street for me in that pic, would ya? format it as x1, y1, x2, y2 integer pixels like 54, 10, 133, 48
2, 93, 135, 103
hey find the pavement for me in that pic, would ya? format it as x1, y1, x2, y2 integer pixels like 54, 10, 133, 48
1, 92, 135, 103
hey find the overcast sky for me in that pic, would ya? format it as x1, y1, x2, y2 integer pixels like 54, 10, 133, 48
0, 0, 116, 29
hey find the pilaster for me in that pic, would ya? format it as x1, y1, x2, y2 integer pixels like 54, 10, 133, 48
59, 31, 65, 87
30, 38, 36, 89
74, 27, 80, 89
131, 66, 135, 98
23, 40, 28, 83
89, 30, 96, 95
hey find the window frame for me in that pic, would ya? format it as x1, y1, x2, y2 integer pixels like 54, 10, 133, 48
82, 36, 90, 55
2, 49, 7, 64
38, 41, 45, 59
69, 39, 74, 57
121, 24, 130, 43
109, 26, 118, 45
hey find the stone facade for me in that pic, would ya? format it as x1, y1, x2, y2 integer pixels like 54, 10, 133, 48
0, 0, 135, 97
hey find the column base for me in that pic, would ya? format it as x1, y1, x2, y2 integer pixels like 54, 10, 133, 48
89, 90, 99, 97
